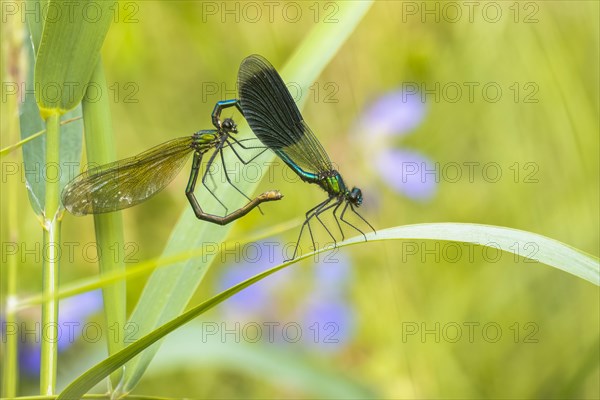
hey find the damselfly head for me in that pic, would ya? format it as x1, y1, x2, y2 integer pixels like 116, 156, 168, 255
348, 187, 363, 207
221, 118, 238, 134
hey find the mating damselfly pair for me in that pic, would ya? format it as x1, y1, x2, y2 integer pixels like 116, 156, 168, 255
63, 55, 375, 259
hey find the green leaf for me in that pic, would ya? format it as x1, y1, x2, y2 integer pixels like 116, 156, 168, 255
81, 61, 127, 387
365, 223, 599, 284
19, 25, 83, 215
58, 223, 598, 398
59, 247, 292, 399
34, 0, 116, 117
119, 1, 374, 394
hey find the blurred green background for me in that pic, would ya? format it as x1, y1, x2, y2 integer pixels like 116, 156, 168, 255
3, 1, 598, 398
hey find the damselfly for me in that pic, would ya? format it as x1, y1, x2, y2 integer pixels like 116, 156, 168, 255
235, 54, 375, 258
62, 101, 282, 224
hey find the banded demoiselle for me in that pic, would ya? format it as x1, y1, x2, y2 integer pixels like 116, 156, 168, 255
235, 54, 375, 258
62, 100, 282, 225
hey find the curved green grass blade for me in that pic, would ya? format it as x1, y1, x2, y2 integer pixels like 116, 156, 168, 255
58, 252, 306, 399
34, 0, 116, 117
362, 223, 598, 284
119, 1, 374, 394
58, 223, 598, 399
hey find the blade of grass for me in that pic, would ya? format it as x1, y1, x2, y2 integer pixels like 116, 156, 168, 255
20, 13, 84, 215
119, 2, 374, 393
32, 1, 115, 394
59, 222, 598, 398
80, 61, 127, 388
60, 253, 299, 399
18, 27, 46, 215
371, 224, 598, 284
34, 0, 116, 117
14, 219, 598, 311
19, 3, 76, 395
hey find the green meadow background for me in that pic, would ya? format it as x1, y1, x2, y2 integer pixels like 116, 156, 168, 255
2, 1, 598, 398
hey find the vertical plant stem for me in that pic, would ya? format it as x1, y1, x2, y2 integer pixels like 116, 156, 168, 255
82, 61, 126, 389
40, 113, 61, 395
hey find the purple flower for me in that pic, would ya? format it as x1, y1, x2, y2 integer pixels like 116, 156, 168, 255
300, 298, 354, 351
360, 90, 426, 137
299, 254, 355, 350
19, 342, 41, 376
18, 290, 103, 377
56, 290, 103, 351
217, 242, 356, 352
355, 89, 436, 201
375, 149, 437, 200
314, 253, 352, 294
217, 240, 293, 317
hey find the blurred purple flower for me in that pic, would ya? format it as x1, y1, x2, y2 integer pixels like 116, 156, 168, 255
300, 298, 354, 352
218, 241, 356, 352
314, 253, 352, 294
56, 290, 103, 350
360, 90, 426, 137
19, 341, 41, 376
217, 240, 293, 317
376, 149, 437, 200
18, 290, 103, 376
300, 254, 355, 350
357, 89, 436, 201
